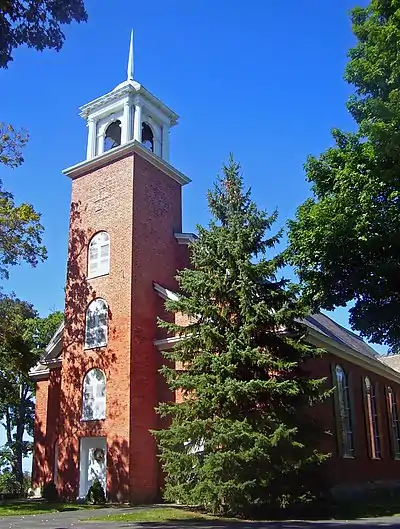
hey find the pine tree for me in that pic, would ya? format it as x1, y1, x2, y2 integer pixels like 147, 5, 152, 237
155, 157, 330, 516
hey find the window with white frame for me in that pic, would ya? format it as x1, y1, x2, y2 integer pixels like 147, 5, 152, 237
364, 376, 381, 458
88, 232, 110, 278
387, 387, 400, 459
334, 364, 355, 458
82, 368, 106, 420
85, 298, 108, 349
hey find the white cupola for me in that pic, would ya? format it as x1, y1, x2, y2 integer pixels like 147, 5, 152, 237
79, 31, 178, 163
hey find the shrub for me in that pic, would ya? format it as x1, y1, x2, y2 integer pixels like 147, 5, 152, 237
42, 481, 59, 503
86, 478, 106, 505
0, 471, 21, 496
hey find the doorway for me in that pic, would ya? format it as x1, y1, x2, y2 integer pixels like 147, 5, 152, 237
79, 437, 106, 498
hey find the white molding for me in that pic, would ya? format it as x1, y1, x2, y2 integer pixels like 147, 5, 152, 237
153, 282, 180, 301
79, 81, 179, 126
29, 364, 50, 381
153, 281, 400, 382
154, 336, 182, 350
174, 232, 197, 245
307, 329, 400, 384
45, 321, 64, 355
62, 140, 191, 186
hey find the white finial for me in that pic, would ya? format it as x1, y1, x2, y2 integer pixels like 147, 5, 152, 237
127, 29, 134, 81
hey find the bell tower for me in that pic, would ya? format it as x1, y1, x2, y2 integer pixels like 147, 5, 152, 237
82, 31, 177, 162
51, 33, 191, 502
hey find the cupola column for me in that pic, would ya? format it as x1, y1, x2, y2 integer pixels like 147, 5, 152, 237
86, 118, 97, 160
162, 125, 170, 162
133, 102, 142, 143
122, 100, 133, 144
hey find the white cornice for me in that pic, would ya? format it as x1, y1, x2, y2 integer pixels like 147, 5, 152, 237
45, 321, 64, 355
62, 140, 191, 186
29, 367, 50, 381
79, 81, 179, 126
153, 282, 180, 301
154, 336, 182, 350
153, 282, 400, 382
307, 329, 400, 384
29, 357, 62, 381
174, 233, 197, 245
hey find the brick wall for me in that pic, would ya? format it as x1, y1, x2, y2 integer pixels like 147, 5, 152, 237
32, 368, 61, 489
306, 352, 400, 487
129, 154, 183, 502
58, 152, 135, 500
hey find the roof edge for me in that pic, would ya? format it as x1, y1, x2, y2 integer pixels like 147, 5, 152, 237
63, 141, 191, 186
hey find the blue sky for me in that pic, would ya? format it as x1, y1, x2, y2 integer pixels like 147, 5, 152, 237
0, 0, 378, 458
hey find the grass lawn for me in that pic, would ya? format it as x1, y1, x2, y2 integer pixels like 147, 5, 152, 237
0, 501, 95, 517
83, 501, 400, 523
84, 507, 228, 523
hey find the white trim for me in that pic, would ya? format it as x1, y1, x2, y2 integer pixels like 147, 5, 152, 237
45, 321, 64, 355
153, 282, 180, 301
152, 282, 400, 383
87, 231, 110, 279
307, 330, 400, 384
29, 364, 50, 380
174, 233, 197, 245
79, 81, 179, 125
154, 336, 182, 350
29, 364, 49, 378
84, 298, 108, 350
62, 140, 190, 186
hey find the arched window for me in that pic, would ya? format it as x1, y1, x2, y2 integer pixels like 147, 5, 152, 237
104, 120, 121, 151
387, 387, 400, 459
334, 365, 355, 457
85, 299, 108, 349
142, 122, 154, 152
364, 377, 381, 458
88, 232, 110, 278
82, 369, 106, 420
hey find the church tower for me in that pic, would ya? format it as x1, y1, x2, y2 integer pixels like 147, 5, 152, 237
31, 33, 191, 502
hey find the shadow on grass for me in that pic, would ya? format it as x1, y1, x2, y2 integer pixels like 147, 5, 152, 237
0, 501, 91, 516
83, 503, 400, 528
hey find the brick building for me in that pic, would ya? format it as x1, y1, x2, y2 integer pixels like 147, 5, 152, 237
30, 36, 400, 501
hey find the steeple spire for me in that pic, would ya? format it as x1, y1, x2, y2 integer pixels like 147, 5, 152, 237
127, 30, 134, 81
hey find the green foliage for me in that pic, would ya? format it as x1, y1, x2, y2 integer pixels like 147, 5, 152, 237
0, 123, 28, 167
0, 184, 47, 280
155, 157, 330, 516
42, 481, 59, 503
287, 0, 400, 352
0, 470, 21, 495
86, 479, 106, 505
0, 123, 47, 279
0, 305, 63, 486
0, 0, 88, 68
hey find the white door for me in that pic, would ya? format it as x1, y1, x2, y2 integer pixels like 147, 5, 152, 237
79, 437, 107, 498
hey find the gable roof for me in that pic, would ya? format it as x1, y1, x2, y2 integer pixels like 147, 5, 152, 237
303, 313, 377, 360
153, 283, 400, 384
30, 283, 398, 384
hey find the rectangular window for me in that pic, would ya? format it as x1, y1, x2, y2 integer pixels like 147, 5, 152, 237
364, 377, 381, 459
387, 387, 400, 459
334, 365, 355, 458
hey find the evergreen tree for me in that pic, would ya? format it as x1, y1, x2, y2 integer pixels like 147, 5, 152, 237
155, 157, 330, 517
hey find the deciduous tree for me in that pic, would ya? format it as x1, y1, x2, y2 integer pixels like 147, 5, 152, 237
0, 123, 47, 279
287, 0, 400, 352
0, 0, 87, 68
0, 300, 63, 486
